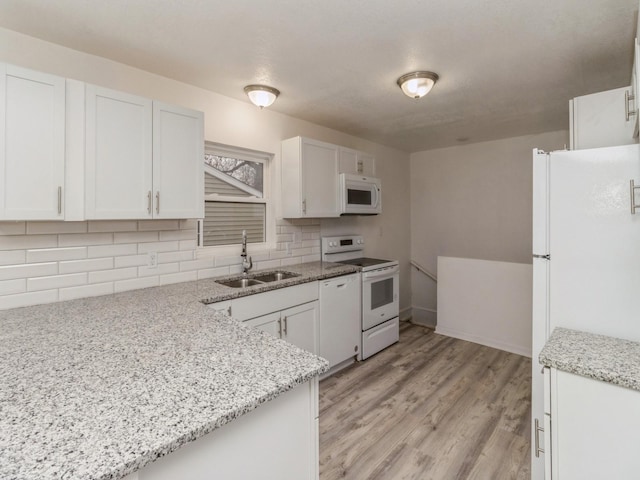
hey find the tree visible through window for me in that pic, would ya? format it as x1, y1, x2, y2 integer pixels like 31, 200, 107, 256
200, 143, 269, 247
204, 154, 264, 193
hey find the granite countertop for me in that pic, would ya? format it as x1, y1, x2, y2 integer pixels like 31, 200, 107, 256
0, 261, 356, 480
198, 261, 359, 304
539, 327, 640, 391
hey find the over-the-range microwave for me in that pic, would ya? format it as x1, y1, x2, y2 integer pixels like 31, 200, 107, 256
339, 173, 382, 215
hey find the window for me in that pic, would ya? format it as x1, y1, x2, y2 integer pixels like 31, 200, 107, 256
199, 142, 272, 248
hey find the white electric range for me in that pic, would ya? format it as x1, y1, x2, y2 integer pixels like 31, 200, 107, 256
321, 235, 400, 359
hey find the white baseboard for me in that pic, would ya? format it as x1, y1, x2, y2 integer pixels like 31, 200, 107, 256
435, 325, 531, 358
399, 306, 413, 322
408, 306, 437, 328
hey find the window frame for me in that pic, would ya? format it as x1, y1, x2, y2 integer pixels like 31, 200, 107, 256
198, 142, 275, 257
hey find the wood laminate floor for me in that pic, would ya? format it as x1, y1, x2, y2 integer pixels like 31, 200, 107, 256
319, 322, 531, 480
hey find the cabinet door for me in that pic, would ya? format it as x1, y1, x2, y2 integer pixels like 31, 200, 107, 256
245, 311, 281, 338
357, 152, 375, 176
282, 301, 319, 354
570, 86, 636, 149
85, 85, 153, 219
338, 147, 375, 176
301, 138, 339, 217
338, 147, 358, 174
0, 64, 65, 220
152, 102, 204, 219
551, 369, 640, 479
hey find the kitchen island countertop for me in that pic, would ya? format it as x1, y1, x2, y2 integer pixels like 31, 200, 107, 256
539, 327, 640, 391
0, 261, 357, 480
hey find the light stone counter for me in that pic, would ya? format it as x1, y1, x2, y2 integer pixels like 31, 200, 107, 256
0, 261, 357, 480
539, 327, 640, 391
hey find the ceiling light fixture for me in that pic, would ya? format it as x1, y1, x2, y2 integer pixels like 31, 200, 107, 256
244, 84, 280, 109
396, 71, 439, 99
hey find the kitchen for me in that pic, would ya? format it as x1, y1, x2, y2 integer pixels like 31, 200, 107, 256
0, 1, 639, 479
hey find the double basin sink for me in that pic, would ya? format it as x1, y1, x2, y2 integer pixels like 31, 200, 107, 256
216, 270, 300, 289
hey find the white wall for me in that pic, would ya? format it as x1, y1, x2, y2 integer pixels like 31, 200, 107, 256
0, 28, 411, 311
409, 131, 568, 326
437, 256, 533, 357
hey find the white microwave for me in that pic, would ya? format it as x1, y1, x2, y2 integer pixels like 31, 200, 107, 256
339, 173, 382, 215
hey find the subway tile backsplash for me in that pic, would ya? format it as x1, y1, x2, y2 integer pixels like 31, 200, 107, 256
0, 218, 321, 310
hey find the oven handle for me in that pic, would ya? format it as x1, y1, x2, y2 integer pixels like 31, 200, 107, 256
362, 266, 399, 280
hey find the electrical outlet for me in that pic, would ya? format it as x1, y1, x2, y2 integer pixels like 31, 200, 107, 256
148, 251, 158, 268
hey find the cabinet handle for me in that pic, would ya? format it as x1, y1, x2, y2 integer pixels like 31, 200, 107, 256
57, 186, 62, 215
147, 191, 152, 215
302, 199, 307, 214
156, 191, 160, 214
534, 418, 545, 457
630, 180, 640, 214
227, 306, 232, 316
626, 90, 637, 121
278, 318, 282, 337
283, 316, 288, 335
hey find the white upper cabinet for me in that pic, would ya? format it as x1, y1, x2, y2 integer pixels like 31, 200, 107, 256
152, 102, 204, 219
85, 85, 153, 219
85, 86, 204, 219
0, 63, 66, 220
281, 136, 340, 218
338, 147, 375, 176
569, 86, 637, 150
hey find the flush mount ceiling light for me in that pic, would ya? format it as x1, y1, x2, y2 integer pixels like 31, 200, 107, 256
244, 84, 280, 109
396, 71, 439, 99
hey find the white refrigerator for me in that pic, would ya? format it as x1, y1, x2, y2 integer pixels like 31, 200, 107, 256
531, 144, 640, 479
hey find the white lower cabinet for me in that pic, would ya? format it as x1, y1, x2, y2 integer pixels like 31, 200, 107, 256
544, 367, 640, 479
128, 379, 319, 480
209, 281, 320, 355
246, 302, 319, 353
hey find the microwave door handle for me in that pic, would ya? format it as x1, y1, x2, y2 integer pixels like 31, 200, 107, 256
373, 185, 380, 208
363, 266, 399, 280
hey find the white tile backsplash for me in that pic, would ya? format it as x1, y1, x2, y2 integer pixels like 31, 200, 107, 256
88, 267, 137, 284
0, 250, 26, 266
0, 234, 58, 250
59, 282, 114, 301
0, 262, 58, 281
26, 247, 87, 263
0, 278, 26, 295
59, 258, 114, 274
0, 219, 321, 310
26, 222, 88, 235
28, 273, 87, 291
58, 233, 113, 247
87, 244, 138, 258
0, 222, 26, 235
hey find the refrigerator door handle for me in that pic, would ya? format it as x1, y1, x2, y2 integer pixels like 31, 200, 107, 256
630, 180, 640, 214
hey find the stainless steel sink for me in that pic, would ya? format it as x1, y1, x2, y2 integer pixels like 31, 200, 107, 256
215, 271, 299, 288
216, 278, 264, 288
251, 271, 300, 282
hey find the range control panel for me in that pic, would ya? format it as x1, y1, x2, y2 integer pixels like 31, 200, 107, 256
321, 235, 365, 254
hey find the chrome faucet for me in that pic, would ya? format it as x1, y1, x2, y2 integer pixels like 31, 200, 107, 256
241, 229, 253, 275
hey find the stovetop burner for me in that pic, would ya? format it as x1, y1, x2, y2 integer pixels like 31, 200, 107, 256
337, 257, 393, 268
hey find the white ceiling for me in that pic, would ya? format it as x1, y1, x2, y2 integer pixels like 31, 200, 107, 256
0, 0, 637, 152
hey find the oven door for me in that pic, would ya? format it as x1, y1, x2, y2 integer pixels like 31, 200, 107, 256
362, 265, 399, 330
